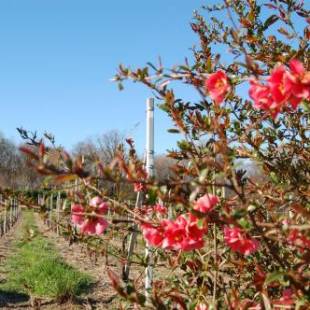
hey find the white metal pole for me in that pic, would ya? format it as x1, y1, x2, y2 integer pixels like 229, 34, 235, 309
145, 97, 155, 297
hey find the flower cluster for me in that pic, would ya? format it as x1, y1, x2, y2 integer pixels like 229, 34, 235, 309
224, 226, 259, 256
249, 59, 310, 117
287, 228, 310, 253
141, 213, 207, 251
141, 194, 219, 252
71, 196, 109, 235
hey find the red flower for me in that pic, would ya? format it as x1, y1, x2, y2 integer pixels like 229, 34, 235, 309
141, 213, 208, 252
141, 223, 165, 247
285, 59, 310, 108
71, 204, 85, 225
177, 213, 207, 251
90, 196, 109, 214
205, 70, 231, 104
287, 228, 310, 252
154, 203, 167, 215
71, 197, 109, 235
224, 226, 259, 256
162, 219, 187, 251
268, 65, 292, 105
249, 59, 309, 115
194, 193, 219, 213
249, 79, 280, 117
195, 304, 208, 310
273, 289, 295, 309
80, 217, 109, 235
134, 182, 145, 192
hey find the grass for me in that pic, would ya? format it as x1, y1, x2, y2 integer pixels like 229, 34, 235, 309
0, 210, 93, 301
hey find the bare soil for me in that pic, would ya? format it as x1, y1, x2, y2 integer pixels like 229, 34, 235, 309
0, 211, 129, 309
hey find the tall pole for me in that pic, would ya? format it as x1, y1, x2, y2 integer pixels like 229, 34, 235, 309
145, 97, 155, 298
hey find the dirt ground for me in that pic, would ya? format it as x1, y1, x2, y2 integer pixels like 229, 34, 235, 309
0, 211, 132, 309
35, 212, 123, 309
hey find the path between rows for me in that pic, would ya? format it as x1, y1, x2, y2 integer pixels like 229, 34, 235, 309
34, 212, 121, 309
0, 210, 132, 309
0, 213, 31, 309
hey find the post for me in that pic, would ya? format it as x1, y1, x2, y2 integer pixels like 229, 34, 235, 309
56, 192, 61, 235
9, 198, 13, 228
145, 97, 155, 297
122, 191, 143, 281
3, 201, 7, 234
49, 194, 53, 228
0, 214, 3, 236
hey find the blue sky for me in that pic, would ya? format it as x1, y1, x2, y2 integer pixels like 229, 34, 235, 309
0, 0, 211, 154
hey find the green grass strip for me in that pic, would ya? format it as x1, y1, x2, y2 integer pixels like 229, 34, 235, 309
0, 210, 93, 301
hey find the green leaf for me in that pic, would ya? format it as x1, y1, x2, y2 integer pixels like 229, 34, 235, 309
265, 272, 289, 286
167, 128, 180, 134
177, 140, 191, 151
270, 172, 278, 184
238, 218, 251, 230
263, 15, 279, 30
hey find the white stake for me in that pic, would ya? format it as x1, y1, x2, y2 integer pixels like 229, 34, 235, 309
56, 192, 61, 235
145, 97, 155, 298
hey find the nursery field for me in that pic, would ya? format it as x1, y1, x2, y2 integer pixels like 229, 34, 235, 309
0, 0, 309, 309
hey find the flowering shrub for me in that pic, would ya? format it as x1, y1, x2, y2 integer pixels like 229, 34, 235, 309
19, 0, 310, 309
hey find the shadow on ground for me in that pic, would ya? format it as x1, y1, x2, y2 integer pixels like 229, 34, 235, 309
0, 290, 29, 307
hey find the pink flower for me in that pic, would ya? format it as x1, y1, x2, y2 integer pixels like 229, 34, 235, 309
268, 65, 291, 105
177, 213, 207, 251
194, 194, 219, 213
205, 70, 231, 104
287, 229, 310, 252
224, 226, 259, 256
71, 204, 85, 225
285, 59, 310, 108
195, 304, 208, 310
249, 59, 309, 115
249, 79, 280, 117
80, 217, 109, 235
134, 182, 145, 192
273, 289, 295, 309
71, 197, 109, 235
141, 213, 207, 252
90, 196, 108, 214
154, 203, 167, 215
141, 223, 164, 247
162, 219, 186, 251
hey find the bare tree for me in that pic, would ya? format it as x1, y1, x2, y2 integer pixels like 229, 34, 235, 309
0, 133, 42, 189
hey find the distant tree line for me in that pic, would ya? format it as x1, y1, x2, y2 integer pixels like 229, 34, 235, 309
1, 129, 264, 193
0, 132, 42, 190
